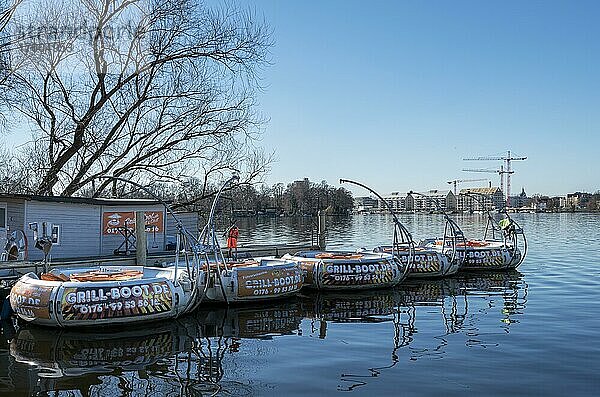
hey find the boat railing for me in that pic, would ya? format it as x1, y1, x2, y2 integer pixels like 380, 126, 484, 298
500, 214, 528, 268
194, 174, 240, 306
407, 191, 466, 270
459, 192, 528, 267
98, 176, 208, 314
340, 179, 414, 279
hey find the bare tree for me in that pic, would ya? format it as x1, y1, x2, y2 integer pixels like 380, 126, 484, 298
0, 0, 21, 49
0, 0, 23, 95
4, 0, 272, 196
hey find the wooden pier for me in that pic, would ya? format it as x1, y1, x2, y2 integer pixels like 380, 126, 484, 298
0, 243, 316, 296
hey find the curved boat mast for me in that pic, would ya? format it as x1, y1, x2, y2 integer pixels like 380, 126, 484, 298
196, 175, 240, 305
100, 175, 241, 307
339, 178, 414, 277
459, 192, 528, 267
407, 191, 466, 270
97, 176, 208, 314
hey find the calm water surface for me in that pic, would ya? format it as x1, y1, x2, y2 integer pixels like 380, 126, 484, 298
1, 213, 599, 396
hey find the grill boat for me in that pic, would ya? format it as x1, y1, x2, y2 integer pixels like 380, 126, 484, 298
196, 257, 303, 303
323, 183, 463, 279
374, 192, 465, 278
284, 250, 404, 290
419, 192, 527, 270
9, 266, 197, 327
284, 179, 414, 290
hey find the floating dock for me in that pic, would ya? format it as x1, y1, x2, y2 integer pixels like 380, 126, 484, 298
0, 243, 316, 293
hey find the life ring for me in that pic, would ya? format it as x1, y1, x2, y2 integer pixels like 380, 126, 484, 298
458, 240, 490, 248
68, 269, 144, 282
315, 253, 364, 260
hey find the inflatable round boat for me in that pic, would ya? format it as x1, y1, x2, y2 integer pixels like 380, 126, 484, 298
420, 239, 522, 270
9, 266, 195, 328
199, 257, 303, 303
373, 245, 460, 278
283, 251, 405, 290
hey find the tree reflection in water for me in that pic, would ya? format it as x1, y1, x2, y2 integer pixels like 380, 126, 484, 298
0, 271, 527, 396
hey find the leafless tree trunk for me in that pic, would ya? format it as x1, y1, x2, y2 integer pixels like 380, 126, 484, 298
0, 0, 21, 47
4, 0, 272, 196
0, 0, 23, 96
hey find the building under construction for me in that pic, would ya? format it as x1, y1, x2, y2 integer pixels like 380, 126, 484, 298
463, 150, 527, 207
457, 187, 505, 212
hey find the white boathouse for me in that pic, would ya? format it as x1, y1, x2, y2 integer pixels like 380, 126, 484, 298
0, 194, 172, 261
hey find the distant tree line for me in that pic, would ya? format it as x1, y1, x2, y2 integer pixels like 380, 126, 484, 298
586, 192, 600, 211
227, 178, 354, 216
131, 177, 353, 216
50, 176, 352, 217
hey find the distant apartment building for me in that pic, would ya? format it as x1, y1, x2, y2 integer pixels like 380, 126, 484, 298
407, 190, 456, 212
559, 196, 568, 209
354, 196, 379, 212
565, 192, 592, 209
380, 192, 408, 212
457, 187, 505, 211
376, 190, 456, 212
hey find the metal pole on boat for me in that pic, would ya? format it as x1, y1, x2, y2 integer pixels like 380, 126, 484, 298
135, 211, 147, 266
173, 233, 180, 281
339, 178, 415, 279
317, 210, 326, 250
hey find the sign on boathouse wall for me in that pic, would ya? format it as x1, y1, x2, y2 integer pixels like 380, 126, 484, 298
102, 211, 164, 235
60, 281, 173, 321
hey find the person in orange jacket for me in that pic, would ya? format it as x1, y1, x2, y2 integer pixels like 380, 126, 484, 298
225, 224, 239, 259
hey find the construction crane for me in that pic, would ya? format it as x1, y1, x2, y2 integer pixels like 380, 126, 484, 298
461, 166, 513, 197
446, 178, 489, 195
463, 150, 527, 207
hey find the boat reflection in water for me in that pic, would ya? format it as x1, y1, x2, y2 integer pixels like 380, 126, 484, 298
399, 270, 528, 352
300, 270, 528, 392
0, 272, 527, 396
1, 302, 303, 396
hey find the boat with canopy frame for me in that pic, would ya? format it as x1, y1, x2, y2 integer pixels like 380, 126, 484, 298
372, 190, 465, 278
420, 191, 527, 270
186, 175, 303, 304
284, 179, 412, 290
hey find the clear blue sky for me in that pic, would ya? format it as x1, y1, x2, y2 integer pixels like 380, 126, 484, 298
245, 0, 599, 196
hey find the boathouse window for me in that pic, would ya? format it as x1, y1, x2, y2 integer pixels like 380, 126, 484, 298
51, 224, 61, 245
0, 207, 5, 228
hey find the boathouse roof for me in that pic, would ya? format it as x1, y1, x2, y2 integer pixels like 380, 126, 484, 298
0, 193, 164, 206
